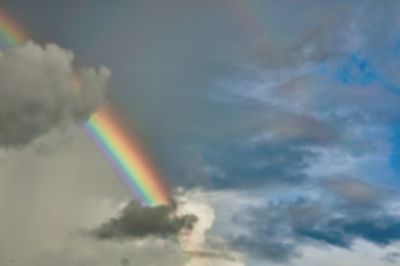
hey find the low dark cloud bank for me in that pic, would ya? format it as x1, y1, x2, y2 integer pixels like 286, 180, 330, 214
91, 201, 197, 240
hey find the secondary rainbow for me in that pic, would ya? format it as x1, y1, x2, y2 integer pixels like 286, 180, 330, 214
0, 7, 27, 47
0, 6, 170, 206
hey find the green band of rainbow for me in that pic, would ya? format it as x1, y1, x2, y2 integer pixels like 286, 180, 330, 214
0, 7, 27, 47
83, 107, 170, 206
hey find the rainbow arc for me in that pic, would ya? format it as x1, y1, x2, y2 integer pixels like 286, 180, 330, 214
84, 106, 170, 206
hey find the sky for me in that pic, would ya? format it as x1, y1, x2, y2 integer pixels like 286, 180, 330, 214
1, 0, 400, 265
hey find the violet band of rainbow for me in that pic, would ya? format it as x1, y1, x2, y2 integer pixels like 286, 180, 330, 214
85, 108, 170, 206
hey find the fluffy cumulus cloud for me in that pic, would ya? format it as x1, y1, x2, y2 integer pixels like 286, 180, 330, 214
0, 41, 110, 147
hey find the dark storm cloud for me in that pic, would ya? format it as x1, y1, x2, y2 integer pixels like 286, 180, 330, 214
0, 41, 110, 148
91, 201, 197, 240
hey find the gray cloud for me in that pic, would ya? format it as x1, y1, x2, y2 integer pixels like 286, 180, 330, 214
120, 257, 130, 266
0, 41, 110, 148
231, 179, 400, 262
186, 250, 239, 262
91, 201, 197, 240
1, 1, 400, 265
322, 177, 383, 207
248, 0, 400, 69
233, 235, 299, 263
383, 252, 400, 264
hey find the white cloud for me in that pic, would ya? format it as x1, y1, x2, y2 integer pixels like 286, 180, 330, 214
175, 189, 247, 266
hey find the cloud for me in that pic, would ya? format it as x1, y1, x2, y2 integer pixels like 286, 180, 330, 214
383, 252, 400, 264
90, 201, 197, 240
162, 3, 400, 261
288, 240, 400, 266
231, 181, 400, 262
0, 41, 110, 148
323, 177, 382, 206
0, 130, 190, 266
176, 189, 246, 266
33, 236, 187, 266
120, 257, 131, 266
86, 192, 246, 265
185, 250, 236, 261
2, 1, 400, 265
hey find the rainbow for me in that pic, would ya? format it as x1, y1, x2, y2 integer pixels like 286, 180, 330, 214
84, 106, 170, 206
0, 7, 27, 47
0, 6, 171, 207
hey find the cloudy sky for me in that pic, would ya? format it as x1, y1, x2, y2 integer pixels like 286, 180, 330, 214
1, 0, 400, 265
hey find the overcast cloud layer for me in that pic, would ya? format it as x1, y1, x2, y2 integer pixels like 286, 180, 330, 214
1, 1, 400, 266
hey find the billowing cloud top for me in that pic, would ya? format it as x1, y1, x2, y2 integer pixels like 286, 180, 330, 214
0, 41, 110, 147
